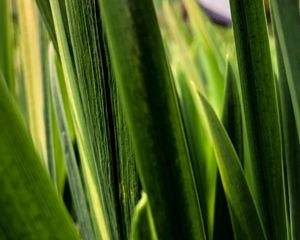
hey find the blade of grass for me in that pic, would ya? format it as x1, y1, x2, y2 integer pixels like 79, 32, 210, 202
63, 0, 140, 237
270, 0, 300, 140
275, 26, 300, 240
113, 77, 140, 239
198, 92, 267, 240
64, 1, 126, 238
213, 62, 241, 240
35, 0, 73, 55
52, 105, 67, 193
222, 62, 243, 162
46, 1, 139, 237
49, 46, 96, 240
100, 0, 206, 238
0, 75, 79, 239
130, 193, 158, 240
229, 0, 287, 238
54, 54, 75, 141
48, 1, 110, 238
175, 69, 215, 239
39, 20, 57, 187
49, 56, 71, 194
35, 0, 58, 51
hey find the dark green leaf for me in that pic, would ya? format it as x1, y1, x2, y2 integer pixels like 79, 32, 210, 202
271, 0, 300, 140
175, 70, 213, 238
275, 25, 300, 240
214, 62, 242, 240
50, 48, 96, 240
229, 0, 287, 238
48, 1, 111, 238
64, 0, 140, 237
198, 93, 267, 240
100, 0, 206, 239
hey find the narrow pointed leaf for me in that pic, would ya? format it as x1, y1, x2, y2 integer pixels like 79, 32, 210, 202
39, 24, 57, 187
198, 93, 267, 240
0, 75, 79, 239
175, 70, 213, 238
35, 0, 58, 50
275, 27, 300, 240
100, 0, 206, 239
229, 0, 287, 238
62, 0, 140, 237
271, 0, 300, 140
222, 62, 243, 162
48, 1, 110, 238
49, 47, 96, 240
214, 62, 242, 240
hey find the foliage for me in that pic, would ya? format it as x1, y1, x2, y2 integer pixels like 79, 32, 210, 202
0, 0, 299, 239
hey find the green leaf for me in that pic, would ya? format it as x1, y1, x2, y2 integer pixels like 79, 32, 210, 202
100, 0, 206, 239
48, 1, 110, 238
0, 74, 79, 239
175, 70, 216, 240
198, 93, 267, 240
213, 62, 242, 240
35, 0, 71, 54
63, 0, 121, 237
229, 0, 287, 238
275, 26, 300, 240
39, 22, 57, 188
113, 89, 140, 239
222, 62, 243, 163
63, 0, 140, 237
131, 193, 158, 240
270, 0, 300, 140
49, 47, 96, 240
35, 0, 58, 51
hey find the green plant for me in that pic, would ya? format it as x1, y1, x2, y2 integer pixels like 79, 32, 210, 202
0, 0, 299, 239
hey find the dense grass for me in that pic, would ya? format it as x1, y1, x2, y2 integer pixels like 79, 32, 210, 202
0, 0, 299, 239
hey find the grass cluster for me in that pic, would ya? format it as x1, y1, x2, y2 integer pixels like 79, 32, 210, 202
0, 0, 299, 239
